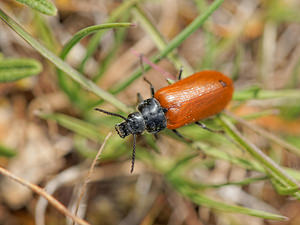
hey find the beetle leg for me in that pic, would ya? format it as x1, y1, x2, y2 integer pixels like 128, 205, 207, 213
153, 133, 159, 140
137, 92, 143, 104
172, 129, 192, 143
195, 121, 224, 134
143, 77, 155, 97
140, 54, 155, 97
130, 134, 137, 173
178, 66, 183, 80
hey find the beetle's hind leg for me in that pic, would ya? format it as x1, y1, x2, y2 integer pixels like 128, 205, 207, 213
143, 77, 155, 97
139, 54, 155, 98
195, 121, 224, 134
178, 66, 183, 81
172, 129, 192, 143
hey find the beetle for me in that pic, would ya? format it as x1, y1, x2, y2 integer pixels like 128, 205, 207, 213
95, 70, 234, 172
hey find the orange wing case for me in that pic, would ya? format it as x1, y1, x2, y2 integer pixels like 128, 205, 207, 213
154, 71, 233, 129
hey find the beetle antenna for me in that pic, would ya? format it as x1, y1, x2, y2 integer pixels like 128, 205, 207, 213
94, 108, 127, 120
130, 134, 137, 173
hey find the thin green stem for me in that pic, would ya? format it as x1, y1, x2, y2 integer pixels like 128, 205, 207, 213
217, 115, 300, 198
110, 0, 224, 95
93, 14, 131, 82
172, 182, 287, 221
79, 0, 140, 72
225, 110, 300, 157
57, 23, 131, 106
60, 23, 132, 60
234, 88, 300, 101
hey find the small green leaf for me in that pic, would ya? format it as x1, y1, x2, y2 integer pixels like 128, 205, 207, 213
15, 0, 57, 16
0, 144, 17, 157
0, 58, 42, 82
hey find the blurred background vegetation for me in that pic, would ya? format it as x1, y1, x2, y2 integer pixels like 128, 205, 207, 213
0, 0, 300, 224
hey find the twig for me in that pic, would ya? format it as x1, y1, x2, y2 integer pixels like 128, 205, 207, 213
0, 166, 90, 225
73, 131, 112, 225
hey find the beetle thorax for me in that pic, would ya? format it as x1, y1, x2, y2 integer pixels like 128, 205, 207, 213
137, 98, 167, 134
115, 98, 167, 138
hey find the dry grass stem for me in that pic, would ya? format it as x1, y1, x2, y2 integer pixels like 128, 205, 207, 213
0, 166, 91, 225
73, 131, 112, 225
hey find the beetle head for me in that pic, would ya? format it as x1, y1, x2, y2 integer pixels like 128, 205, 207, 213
115, 112, 145, 138
115, 121, 130, 138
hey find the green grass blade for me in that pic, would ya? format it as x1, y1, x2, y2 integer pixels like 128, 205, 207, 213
0, 58, 42, 82
60, 23, 132, 60
183, 176, 268, 189
73, 135, 127, 160
0, 144, 17, 157
195, 142, 265, 172
132, 5, 193, 76
39, 113, 128, 160
0, 9, 130, 112
217, 115, 300, 198
38, 113, 104, 141
110, 0, 224, 95
225, 111, 300, 157
88, 0, 224, 109
79, 0, 140, 72
57, 23, 131, 105
33, 12, 59, 52
176, 185, 287, 220
234, 88, 300, 101
38, 112, 103, 141
94, 13, 131, 82
15, 0, 57, 16
166, 153, 199, 177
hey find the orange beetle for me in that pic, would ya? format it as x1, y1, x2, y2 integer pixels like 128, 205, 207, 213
96, 70, 234, 172
155, 70, 233, 129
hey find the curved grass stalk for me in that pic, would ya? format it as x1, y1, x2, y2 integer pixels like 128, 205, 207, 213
57, 23, 132, 106
0, 9, 130, 112
217, 115, 300, 199
87, 0, 224, 109
78, 0, 140, 72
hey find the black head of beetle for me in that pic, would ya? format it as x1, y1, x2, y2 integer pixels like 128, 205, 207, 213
95, 98, 167, 173
115, 112, 145, 138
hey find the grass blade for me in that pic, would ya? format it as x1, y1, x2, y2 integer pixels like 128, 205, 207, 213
15, 0, 57, 16
60, 23, 132, 60
217, 115, 300, 198
0, 9, 130, 112
88, 0, 224, 108
57, 23, 132, 106
0, 58, 42, 82
0, 144, 17, 157
110, 0, 224, 95
38, 112, 103, 141
176, 185, 287, 221
79, 0, 140, 72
